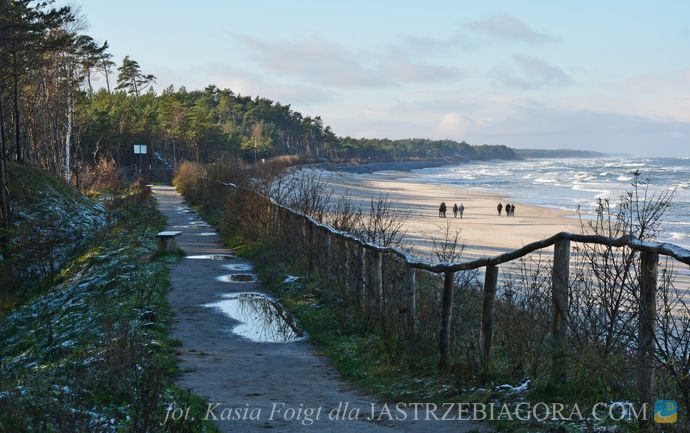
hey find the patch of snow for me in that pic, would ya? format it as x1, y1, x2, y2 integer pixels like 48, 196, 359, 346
494, 378, 530, 393
283, 275, 300, 284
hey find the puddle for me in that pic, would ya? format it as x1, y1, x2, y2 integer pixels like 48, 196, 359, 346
223, 263, 253, 272
196, 232, 217, 236
185, 254, 235, 260
204, 292, 305, 343
216, 273, 257, 283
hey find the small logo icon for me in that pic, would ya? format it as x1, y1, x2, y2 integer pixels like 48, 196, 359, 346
654, 400, 677, 424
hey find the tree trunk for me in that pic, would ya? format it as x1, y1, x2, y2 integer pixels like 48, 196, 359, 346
13, 52, 23, 163
64, 84, 73, 182
104, 64, 111, 93
0, 85, 10, 231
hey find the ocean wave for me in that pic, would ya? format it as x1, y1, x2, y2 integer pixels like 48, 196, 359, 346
668, 232, 687, 240
571, 183, 611, 195
617, 175, 633, 181
666, 221, 690, 226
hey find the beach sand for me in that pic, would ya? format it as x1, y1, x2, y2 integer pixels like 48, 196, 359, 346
316, 167, 582, 260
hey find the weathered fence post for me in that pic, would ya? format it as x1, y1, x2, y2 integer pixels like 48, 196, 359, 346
550, 238, 570, 385
343, 240, 353, 295
323, 229, 332, 280
358, 245, 367, 313
301, 214, 307, 239
307, 221, 315, 273
371, 250, 383, 322
404, 266, 416, 340
438, 271, 455, 370
639, 251, 658, 417
479, 265, 499, 369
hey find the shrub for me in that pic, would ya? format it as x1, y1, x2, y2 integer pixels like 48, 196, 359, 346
78, 157, 125, 195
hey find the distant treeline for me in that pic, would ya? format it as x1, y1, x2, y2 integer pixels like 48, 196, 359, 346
79, 86, 518, 167
514, 148, 606, 158
0, 0, 517, 230
336, 137, 517, 161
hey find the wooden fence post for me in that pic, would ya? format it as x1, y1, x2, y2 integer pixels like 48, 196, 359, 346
438, 271, 455, 370
301, 214, 307, 239
639, 251, 658, 415
479, 265, 498, 369
343, 240, 353, 295
371, 251, 383, 323
323, 229, 331, 280
358, 245, 367, 313
404, 266, 416, 340
307, 221, 315, 273
550, 239, 570, 385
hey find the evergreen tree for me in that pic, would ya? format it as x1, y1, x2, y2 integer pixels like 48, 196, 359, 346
115, 56, 155, 97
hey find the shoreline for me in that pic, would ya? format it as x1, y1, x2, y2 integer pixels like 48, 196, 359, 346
314, 158, 471, 174
314, 167, 581, 259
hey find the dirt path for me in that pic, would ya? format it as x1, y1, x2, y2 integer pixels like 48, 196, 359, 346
154, 186, 487, 433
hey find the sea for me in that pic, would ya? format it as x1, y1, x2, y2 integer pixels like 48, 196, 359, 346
404, 157, 690, 249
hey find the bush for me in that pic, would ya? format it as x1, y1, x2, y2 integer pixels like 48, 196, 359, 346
78, 157, 125, 195
172, 161, 207, 205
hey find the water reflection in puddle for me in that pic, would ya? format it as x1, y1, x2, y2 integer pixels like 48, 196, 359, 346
216, 273, 257, 283
223, 263, 253, 272
186, 254, 235, 260
204, 292, 305, 343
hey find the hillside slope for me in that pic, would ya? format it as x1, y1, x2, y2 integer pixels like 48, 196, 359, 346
1, 163, 106, 294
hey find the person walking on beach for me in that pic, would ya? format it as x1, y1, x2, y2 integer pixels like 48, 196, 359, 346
459, 203, 465, 219
510, 203, 516, 217
439, 202, 447, 218
506, 203, 511, 217
453, 203, 458, 218
497, 202, 503, 216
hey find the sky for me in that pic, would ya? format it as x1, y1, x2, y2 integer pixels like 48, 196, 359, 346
68, 0, 690, 156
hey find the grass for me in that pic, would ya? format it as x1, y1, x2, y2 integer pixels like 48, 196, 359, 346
0, 191, 220, 433
1, 162, 107, 315
220, 237, 645, 433
178, 185, 648, 433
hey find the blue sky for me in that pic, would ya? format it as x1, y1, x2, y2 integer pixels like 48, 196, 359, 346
70, 0, 690, 156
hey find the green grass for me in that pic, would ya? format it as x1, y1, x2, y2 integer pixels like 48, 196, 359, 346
1, 162, 107, 314
0, 193, 220, 433
226, 239, 642, 433
176, 184, 647, 433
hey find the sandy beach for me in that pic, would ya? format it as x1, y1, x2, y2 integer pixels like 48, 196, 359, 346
315, 165, 582, 260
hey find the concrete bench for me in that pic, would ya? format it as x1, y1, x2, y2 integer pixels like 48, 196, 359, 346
156, 230, 182, 252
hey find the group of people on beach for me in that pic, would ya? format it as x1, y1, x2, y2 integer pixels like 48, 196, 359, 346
437, 201, 517, 218
438, 202, 464, 218
497, 202, 516, 217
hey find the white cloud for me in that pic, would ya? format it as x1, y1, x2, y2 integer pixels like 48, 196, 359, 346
230, 33, 465, 88
472, 102, 690, 156
469, 13, 559, 44
490, 55, 572, 89
438, 112, 472, 136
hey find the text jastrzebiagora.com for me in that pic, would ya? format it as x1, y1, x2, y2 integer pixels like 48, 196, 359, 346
162, 401, 651, 425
